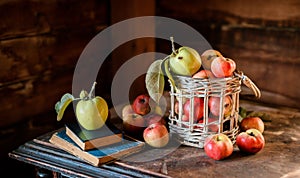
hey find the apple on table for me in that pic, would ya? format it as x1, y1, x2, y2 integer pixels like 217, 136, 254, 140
143, 123, 169, 148
204, 133, 233, 160
236, 128, 265, 154
132, 94, 151, 116
239, 116, 264, 133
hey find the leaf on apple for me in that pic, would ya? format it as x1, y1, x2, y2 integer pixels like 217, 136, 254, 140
145, 59, 165, 104
55, 93, 74, 121
162, 57, 176, 90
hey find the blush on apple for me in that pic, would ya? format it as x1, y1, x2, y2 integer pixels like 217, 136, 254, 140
240, 116, 264, 133
132, 94, 151, 116
201, 49, 223, 70
183, 97, 204, 122
143, 123, 169, 148
236, 128, 265, 154
204, 133, 233, 160
211, 57, 236, 78
192, 69, 215, 79
208, 96, 232, 117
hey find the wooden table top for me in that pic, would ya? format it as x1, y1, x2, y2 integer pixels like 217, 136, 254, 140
9, 100, 300, 178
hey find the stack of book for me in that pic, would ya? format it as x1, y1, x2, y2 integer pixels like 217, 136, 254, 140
49, 122, 145, 166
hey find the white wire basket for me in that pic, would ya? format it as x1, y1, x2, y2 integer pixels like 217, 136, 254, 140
168, 71, 260, 148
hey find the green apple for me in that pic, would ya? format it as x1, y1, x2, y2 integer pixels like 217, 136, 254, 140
169, 46, 202, 76
76, 90, 109, 130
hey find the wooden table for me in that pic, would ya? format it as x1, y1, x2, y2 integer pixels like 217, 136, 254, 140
8, 100, 300, 178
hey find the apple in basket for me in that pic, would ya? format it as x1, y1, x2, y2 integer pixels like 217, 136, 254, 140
169, 46, 202, 76
183, 97, 204, 122
208, 96, 232, 117
200, 49, 223, 70
211, 57, 236, 78
192, 69, 215, 79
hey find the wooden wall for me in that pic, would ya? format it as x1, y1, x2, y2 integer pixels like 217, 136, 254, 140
156, 0, 300, 109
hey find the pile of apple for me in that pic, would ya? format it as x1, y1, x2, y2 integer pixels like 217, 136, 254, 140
122, 94, 170, 148
204, 116, 265, 160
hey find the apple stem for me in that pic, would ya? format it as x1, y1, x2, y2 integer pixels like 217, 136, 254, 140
88, 82, 97, 99
170, 36, 176, 54
249, 132, 255, 137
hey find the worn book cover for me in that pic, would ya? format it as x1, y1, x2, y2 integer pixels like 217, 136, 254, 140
49, 129, 145, 167
65, 122, 122, 150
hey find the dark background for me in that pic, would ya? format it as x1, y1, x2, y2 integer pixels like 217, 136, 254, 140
1, 0, 299, 177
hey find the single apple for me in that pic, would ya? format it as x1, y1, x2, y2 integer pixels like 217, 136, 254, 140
204, 133, 233, 160
211, 57, 236, 78
144, 113, 167, 127
143, 123, 169, 148
123, 113, 145, 135
201, 49, 223, 70
240, 116, 264, 133
208, 96, 232, 117
132, 94, 151, 116
169, 46, 202, 76
183, 97, 204, 122
76, 90, 109, 130
236, 128, 265, 154
192, 69, 215, 79
122, 104, 135, 118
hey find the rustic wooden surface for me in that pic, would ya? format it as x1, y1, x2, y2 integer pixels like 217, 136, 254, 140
8, 100, 300, 178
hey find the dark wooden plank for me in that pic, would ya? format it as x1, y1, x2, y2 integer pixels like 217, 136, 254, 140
0, 0, 109, 39
9, 130, 166, 178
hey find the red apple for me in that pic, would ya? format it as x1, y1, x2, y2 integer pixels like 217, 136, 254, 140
192, 69, 215, 79
204, 133, 233, 160
123, 113, 145, 135
183, 97, 204, 122
201, 49, 223, 70
144, 113, 166, 126
143, 123, 169, 148
174, 101, 179, 114
236, 128, 265, 154
211, 57, 236, 78
132, 94, 151, 115
197, 118, 219, 132
240, 116, 264, 133
208, 96, 232, 117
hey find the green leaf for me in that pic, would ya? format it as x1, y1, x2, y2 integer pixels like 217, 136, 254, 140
145, 59, 165, 103
162, 57, 176, 89
55, 93, 74, 121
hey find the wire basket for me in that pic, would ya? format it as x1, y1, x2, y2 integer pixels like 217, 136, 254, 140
168, 71, 260, 148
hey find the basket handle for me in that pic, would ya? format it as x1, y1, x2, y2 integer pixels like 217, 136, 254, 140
235, 71, 261, 98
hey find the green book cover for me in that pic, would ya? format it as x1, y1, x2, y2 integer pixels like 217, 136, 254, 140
65, 122, 123, 150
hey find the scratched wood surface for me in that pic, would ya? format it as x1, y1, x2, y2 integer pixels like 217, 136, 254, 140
8, 100, 300, 178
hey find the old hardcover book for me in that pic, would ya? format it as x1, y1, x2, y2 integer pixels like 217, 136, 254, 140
65, 122, 122, 150
49, 129, 145, 166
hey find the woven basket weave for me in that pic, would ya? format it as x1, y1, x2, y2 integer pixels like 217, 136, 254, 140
168, 71, 260, 148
